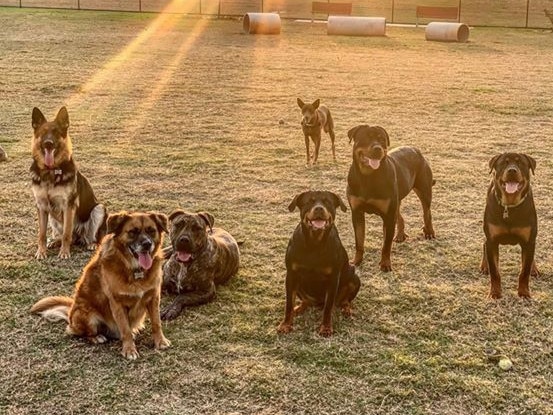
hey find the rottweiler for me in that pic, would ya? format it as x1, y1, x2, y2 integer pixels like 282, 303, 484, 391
30, 106, 106, 259
346, 125, 435, 271
277, 191, 360, 337
480, 153, 539, 299
297, 98, 336, 165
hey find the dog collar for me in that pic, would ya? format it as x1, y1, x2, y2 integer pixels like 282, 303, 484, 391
495, 191, 528, 219
133, 268, 145, 279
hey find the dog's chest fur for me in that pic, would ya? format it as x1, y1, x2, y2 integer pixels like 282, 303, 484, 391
164, 240, 217, 293
31, 160, 78, 218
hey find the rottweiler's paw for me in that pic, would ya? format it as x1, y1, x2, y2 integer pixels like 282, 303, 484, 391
351, 251, 363, 266
531, 264, 540, 277
379, 261, 392, 272
277, 322, 293, 334
341, 304, 353, 318
318, 325, 333, 337
488, 290, 502, 300
517, 288, 531, 299
394, 232, 407, 243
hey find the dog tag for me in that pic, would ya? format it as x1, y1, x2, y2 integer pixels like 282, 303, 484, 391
134, 270, 145, 279
503, 206, 509, 219
54, 169, 63, 175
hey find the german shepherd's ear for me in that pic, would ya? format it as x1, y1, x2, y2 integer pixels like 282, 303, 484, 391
311, 99, 320, 109
149, 212, 168, 233
347, 125, 364, 144
197, 212, 214, 232
488, 154, 502, 174
168, 209, 186, 222
32, 107, 47, 131
106, 211, 131, 235
55, 107, 69, 137
523, 154, 536, 175
375, 126, 390, 147
297, 98, 305, 109
329, 192, 347, 213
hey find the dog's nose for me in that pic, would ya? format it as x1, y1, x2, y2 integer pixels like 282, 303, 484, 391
314, 206, 325, 215
141, 239, 152, 251
507, 166, 518, 174
178, 235, 190, 245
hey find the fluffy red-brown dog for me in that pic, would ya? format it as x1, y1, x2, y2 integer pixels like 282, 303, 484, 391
31, 211, 171, 360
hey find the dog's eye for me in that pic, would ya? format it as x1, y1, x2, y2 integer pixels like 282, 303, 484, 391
128, 228, 139, 236
192, 224, 203, 232
145, 226, 156, 235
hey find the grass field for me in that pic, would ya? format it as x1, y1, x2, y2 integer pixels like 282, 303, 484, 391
1, 8, 553, 415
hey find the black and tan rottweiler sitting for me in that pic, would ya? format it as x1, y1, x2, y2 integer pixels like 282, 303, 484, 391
346, 125, 435, 271
297, 98, 336, 165
480, 153, 539, 299
277, 191, 360, 337
161, 210, 240, 320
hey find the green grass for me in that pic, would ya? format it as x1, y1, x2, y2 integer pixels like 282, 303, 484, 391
1, 8, 553, 415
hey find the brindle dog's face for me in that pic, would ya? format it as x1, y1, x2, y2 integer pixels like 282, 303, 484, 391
107, 211, 168, 270
489, 153, 536, 206
168, 210, 215, 264
288, 191, 347, 235
348, 125, 390, 173
297, 98, 320, 127
31, 107, 72, 169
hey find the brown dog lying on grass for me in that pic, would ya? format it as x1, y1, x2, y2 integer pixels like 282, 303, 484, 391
161, 210, 240, 321
31, 211, 171, 360
278, 191, 360, 337
481, 153, 539, 299
297, 98, 336, 165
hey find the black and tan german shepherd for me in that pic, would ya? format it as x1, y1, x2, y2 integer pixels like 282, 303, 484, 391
30, 106, 106, 259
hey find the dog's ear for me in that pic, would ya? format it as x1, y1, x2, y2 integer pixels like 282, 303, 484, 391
288, 192, 306, 212
168, 209, 186, 222
329, 192, 347, 213
375, 126, 390, 147
32, 107, 47, 131
347, 125, 363, 144
523, 154, 536, 175
54, 107, 69, 137
106, 211, 131, 235
297, 98, 305, 109
197, 211, 214, 231
488, 154, 502, 174
149, 212, 168, 234
311, 99, 320, 109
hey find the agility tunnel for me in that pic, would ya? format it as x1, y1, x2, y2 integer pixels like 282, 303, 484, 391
242, 13, 281, 34
327, 16, 386, 36
425, 22, 469, 42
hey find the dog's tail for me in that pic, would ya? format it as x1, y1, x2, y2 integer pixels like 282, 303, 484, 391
30, 296, 73, 323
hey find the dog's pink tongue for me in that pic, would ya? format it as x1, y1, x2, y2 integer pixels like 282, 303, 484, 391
177, 251, 192, 262
505, 182, 519, 194
368, 158, 380, 170
311, 220, 326, 229
44, 149, 54, 168
138, 252, 153, 270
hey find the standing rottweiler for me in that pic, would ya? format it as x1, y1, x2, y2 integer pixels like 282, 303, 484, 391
297, 98, 336, 165
277, 191, 360, 337
480, 153, 539, 299
346, 125, 435, 271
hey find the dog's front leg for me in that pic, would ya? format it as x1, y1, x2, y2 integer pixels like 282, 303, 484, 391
351, 208, 365, 266
277, 271, 297, 334
147, 289, 171, 349
312, 134, 321, 164
35, 208, 49, 259
485, 239, 501, 299
59, 205, 76, 259
304, 134, 311, 165
380, 211, 396, 272
518, 241, 535, 298
109, 298, 139, 359
160, 280, 216, 321
319, 278, 339, 337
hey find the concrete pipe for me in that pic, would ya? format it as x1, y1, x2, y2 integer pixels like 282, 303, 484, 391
425, 22, 469, 42
243, 13, 281, 35
327, 16, 386, 37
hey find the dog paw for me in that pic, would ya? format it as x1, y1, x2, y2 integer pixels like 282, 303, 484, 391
160, 305, 182, 321
318, 325, 333, 337
531, 264, 540, 278
423, 227, 435, 240
517, 288, 531, 299
122, 343, 139, 360
277, 322, 293, 334
341, 304, 353, 318
293, 302, 308, 315
47, 239, 61, 249
488, 290, 502, 299
351, 251, 363, 266
90, 335, 107, 344
379, 261, 392, 272
394, 232, 408, 243
35, 249, 47, 260
58, 248, 71, 259
154, 335, 171, 350
86, 243, 97, 251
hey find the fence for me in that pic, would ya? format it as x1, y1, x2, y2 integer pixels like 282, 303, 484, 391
1, 0, 553, 28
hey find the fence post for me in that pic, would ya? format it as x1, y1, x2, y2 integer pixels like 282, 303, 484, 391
391, 0, 394, 23
525, 0, 529, 27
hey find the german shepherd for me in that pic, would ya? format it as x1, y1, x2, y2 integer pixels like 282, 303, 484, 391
31, 211, 171, 360
31, 106, 106, 259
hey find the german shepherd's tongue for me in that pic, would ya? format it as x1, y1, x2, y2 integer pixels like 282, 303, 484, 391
44, 149, 55, 168
138, 252, 153, 270
505, 182, 519, 194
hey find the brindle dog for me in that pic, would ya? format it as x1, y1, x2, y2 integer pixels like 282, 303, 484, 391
30, 106, 106, 259
161, 210, 240, 320
297, 98, 336, 165
480, 153, 539, 299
